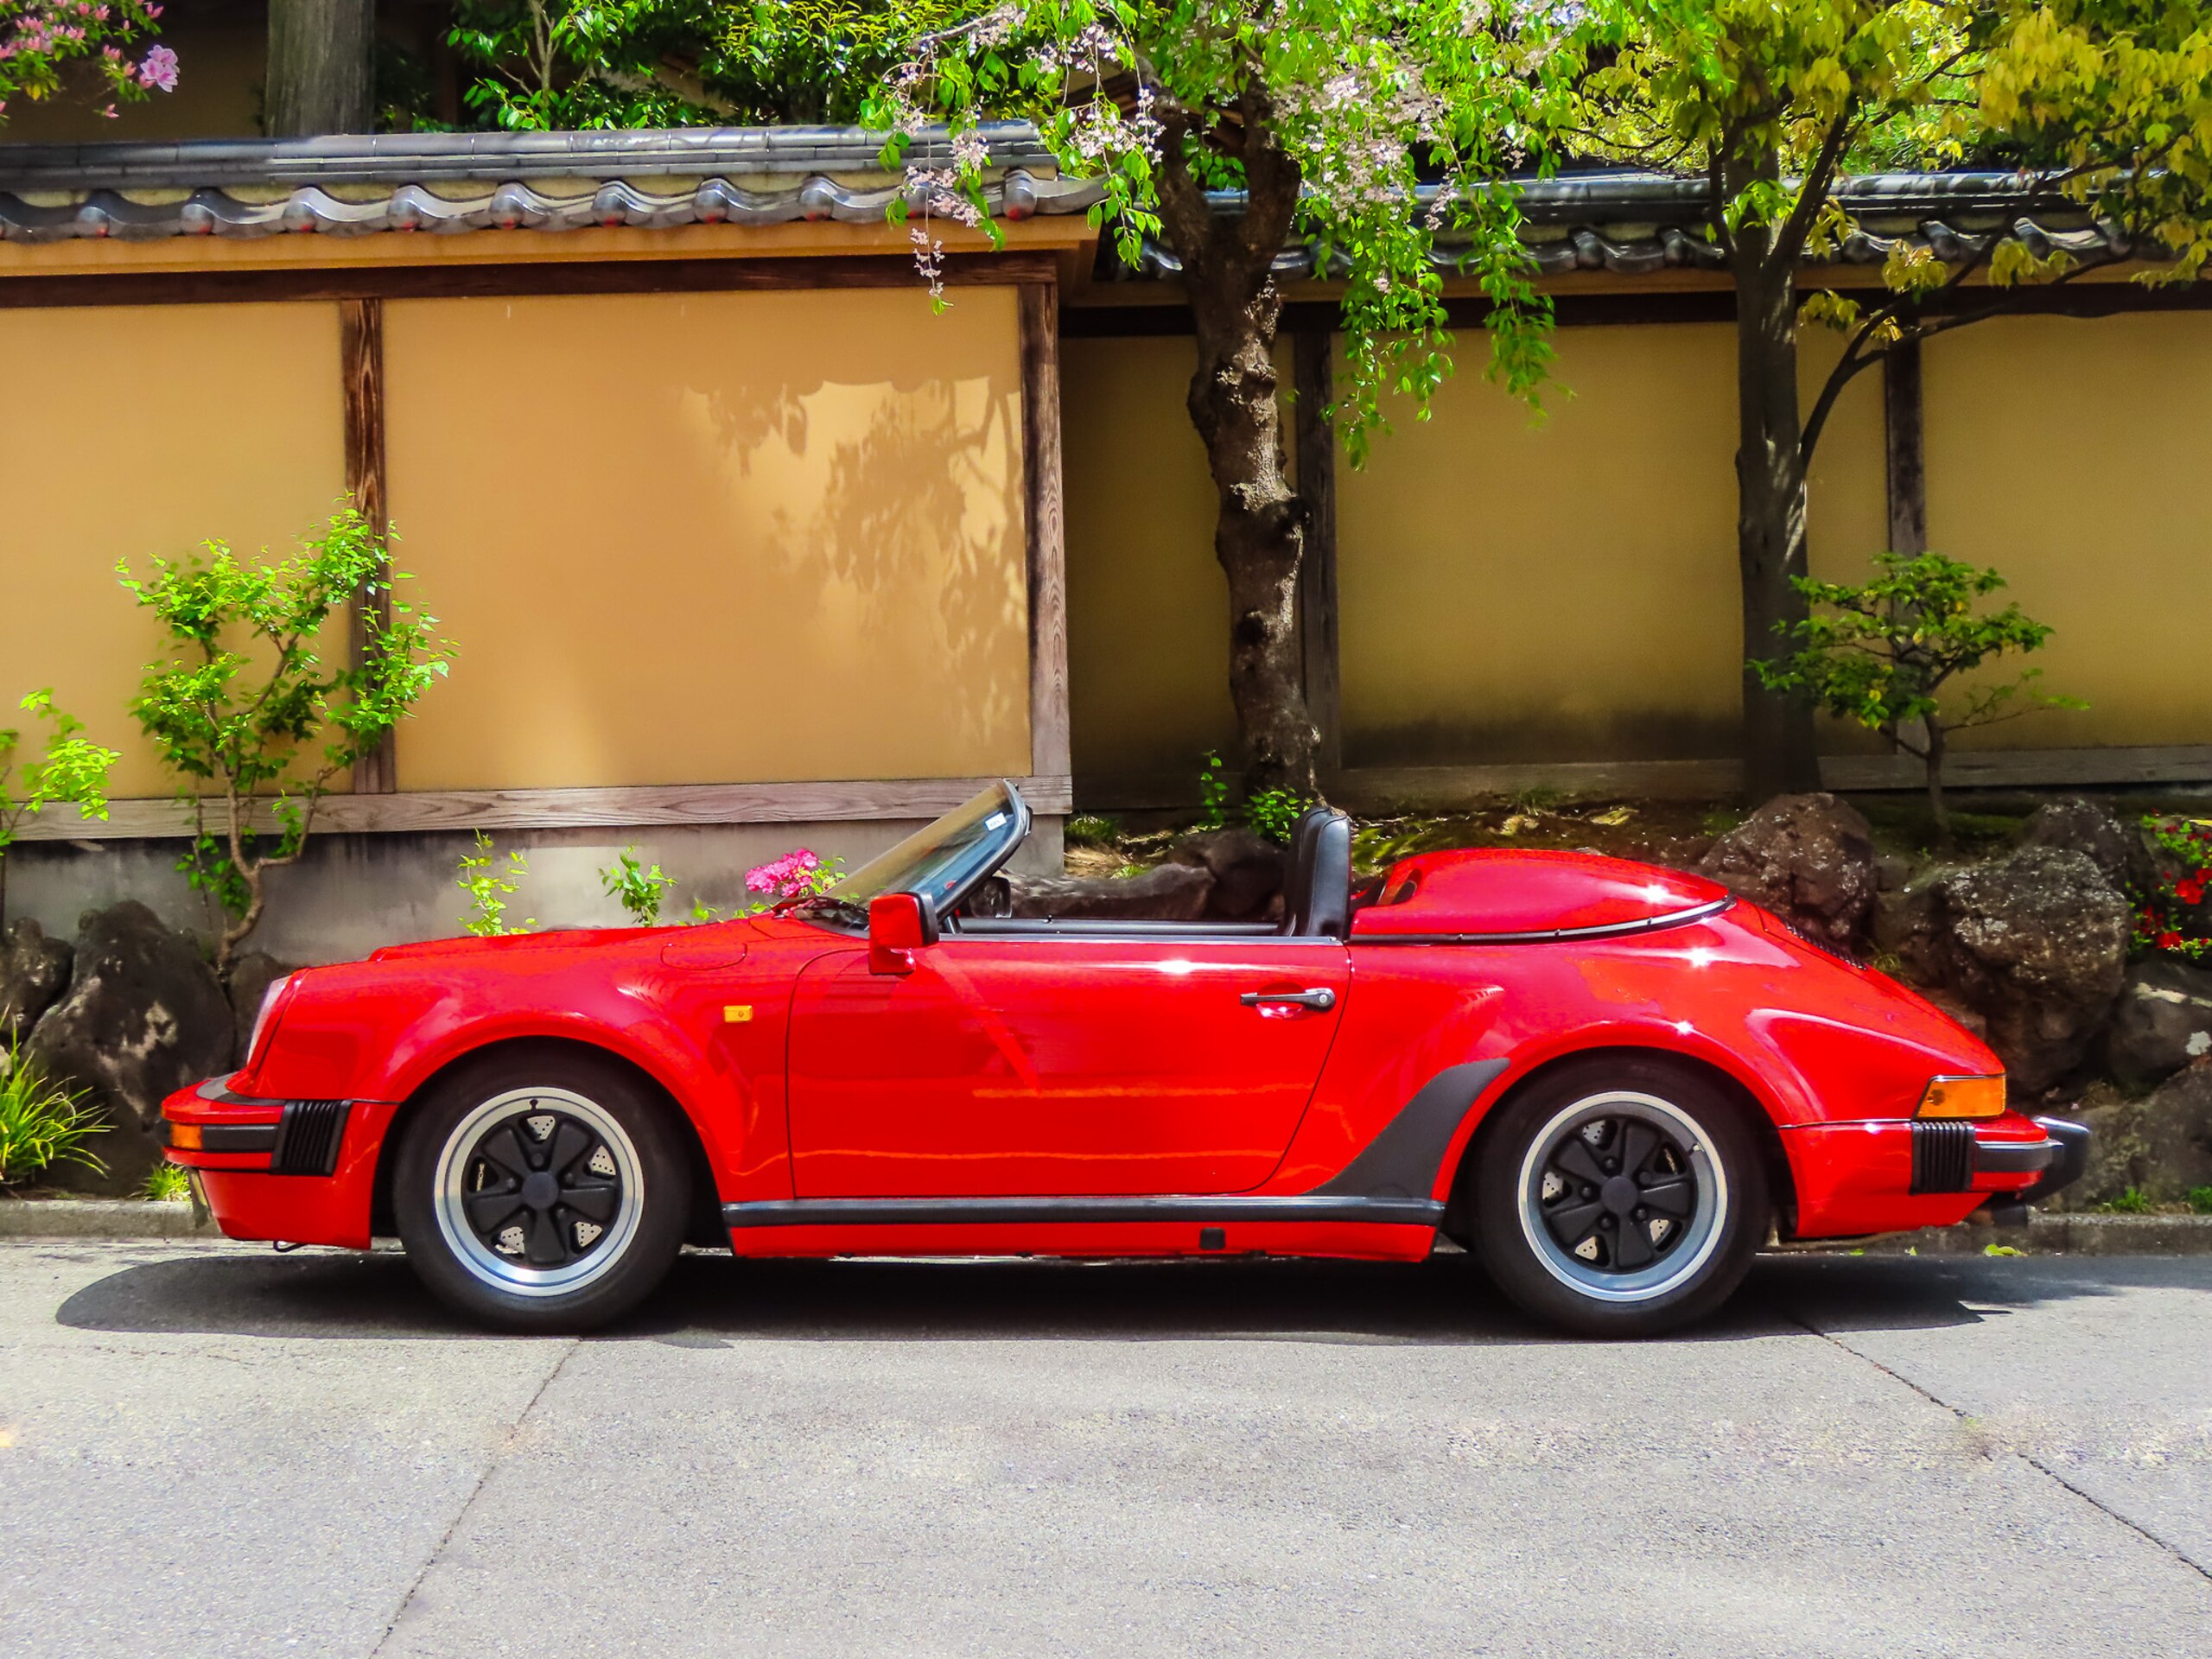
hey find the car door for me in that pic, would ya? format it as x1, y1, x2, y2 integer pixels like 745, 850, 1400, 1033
785, 934, 1350, 1197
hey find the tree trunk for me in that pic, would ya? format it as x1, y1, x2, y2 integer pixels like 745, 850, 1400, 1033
265, 0, 375, 137
1726, 161, 1823, 803
1923, 721, 1951, 849
1154, 91, 1317, 797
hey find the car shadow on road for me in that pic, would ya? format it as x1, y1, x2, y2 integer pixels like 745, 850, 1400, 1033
54, 1243, 2199, 1347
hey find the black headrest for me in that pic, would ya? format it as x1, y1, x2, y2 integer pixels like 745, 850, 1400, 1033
1285, 807, 1351, 938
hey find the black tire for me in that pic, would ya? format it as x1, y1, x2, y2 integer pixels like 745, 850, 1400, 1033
1471, 1057, 1767, 1338
393, 1049, 690, 1333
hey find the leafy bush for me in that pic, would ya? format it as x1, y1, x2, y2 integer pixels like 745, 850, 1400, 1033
2134, 817, 2211, 963
2103, 1187, 2152, 1215
121, 507, 452, 968
1065, 813, 1120, 849
457, 832, 534, 937
601, 848, 675, 926
1751, 552, 2081, 842
1196, 752, 1230, 832
0, 1040, 106, 1186
1, 689, 118, 914
1245, 787, 1309, 845
2188, 1187, 2212, 1217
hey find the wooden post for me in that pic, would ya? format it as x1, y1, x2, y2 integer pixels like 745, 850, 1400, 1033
1293, 330, 1342, 784
1884, 335, 1927, 556
340, 296, 397, 794
1019, 280, 1072, 789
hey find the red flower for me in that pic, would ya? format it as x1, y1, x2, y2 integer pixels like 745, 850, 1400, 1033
2178, 876, 2206, 906
2158, 931, 2184, 950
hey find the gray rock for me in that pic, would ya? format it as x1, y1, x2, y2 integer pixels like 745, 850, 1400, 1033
1168, 830, 1287, 921
1006, 862, 1213, 921
2066, 1061, 2212, 1207
2107, 958, 2212, 1093
1697, 792, 1877, 949
0, 918, 72, 1045
26, 902, 233, 1194
1870, 875, 1944, 981
2022, 798, 2155, 894
1925, 846, 2132, 1093
226, 951, 296, 1062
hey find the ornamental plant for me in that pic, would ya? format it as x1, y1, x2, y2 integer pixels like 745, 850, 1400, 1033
1751, 551, 2082, 844
2133, 817, 2212, 963
743, 848, 842, 912
600, 847, 675, 926
121, 507, 453, 970
0, 688, 118, 922
0, 0, 176, 125
458, 831, 535, 938
0, 1036, 105, 1187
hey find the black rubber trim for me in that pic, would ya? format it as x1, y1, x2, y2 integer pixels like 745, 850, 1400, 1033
2015, 1116, 2091, 1205
1910, 1119, 1976, 1193
721, 1194, 1444, 1229
1972, 1135, 2060, 1178
1351, 897, 1733, 947
271, 1099, 352, 1177
1309, 1059, 1510, 1201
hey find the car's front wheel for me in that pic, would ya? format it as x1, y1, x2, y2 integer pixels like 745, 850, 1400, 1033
393, 1052, 690, 1332
1472, 1058, 1767, 1337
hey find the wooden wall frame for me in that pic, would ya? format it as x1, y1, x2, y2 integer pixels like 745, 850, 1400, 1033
340, 296, 396, 793
1884, 336, 1928, 556
1020, 279, 1073, 785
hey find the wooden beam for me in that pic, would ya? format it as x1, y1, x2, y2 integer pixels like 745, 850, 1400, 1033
1293, 329, 1343, 784
1019, 280, 1072, 787
1075, 747, 2212, 810
340, 296, 395, 793
14, 775, 1078, 842
1884, 335, 1927, 555
0, 251, 1062, 310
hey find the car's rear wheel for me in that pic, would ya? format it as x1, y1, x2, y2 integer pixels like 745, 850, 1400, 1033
1472, 1058, 1766, 1337
393, 1052, 690, 1332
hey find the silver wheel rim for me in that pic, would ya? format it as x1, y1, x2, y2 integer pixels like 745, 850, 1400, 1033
1516, 1090, 1728, 1305
432, 1086, 645, 1298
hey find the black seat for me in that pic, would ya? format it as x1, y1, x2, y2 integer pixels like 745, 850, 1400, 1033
1283, 806, 1352, 938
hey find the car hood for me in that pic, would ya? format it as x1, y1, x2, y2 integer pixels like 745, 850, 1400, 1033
1351, 849, 1731, 938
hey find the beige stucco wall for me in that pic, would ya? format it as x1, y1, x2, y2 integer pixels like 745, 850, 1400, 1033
384, 286, 1033, 791
1921, 311, 2212, 750
0, 301, 346, 798
1062, 334, 1237, 780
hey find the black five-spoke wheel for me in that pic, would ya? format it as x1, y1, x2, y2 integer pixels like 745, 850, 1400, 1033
1533, 1112, 1700, 1274
456, 1105, 627, 1272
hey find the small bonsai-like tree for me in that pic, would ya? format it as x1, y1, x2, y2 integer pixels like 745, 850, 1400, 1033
121, 507, 453, 969
600, 847, 674, 927
1752, 551, 2082, 844
0, 689, 119, 924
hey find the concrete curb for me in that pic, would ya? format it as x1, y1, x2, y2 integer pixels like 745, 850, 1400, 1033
0, 1199, 220, 1240
1848, 1212, 2212, 1257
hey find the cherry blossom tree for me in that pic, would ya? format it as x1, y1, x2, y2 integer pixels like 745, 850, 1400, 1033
0, 0, 175, 125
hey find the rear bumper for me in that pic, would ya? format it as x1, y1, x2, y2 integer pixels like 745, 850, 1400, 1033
1783, 1112, 2091, 1237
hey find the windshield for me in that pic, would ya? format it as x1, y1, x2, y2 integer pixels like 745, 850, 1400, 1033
785, 781, 1027, 928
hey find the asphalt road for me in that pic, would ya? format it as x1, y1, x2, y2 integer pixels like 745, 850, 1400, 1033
3, 1242, 2209, 1659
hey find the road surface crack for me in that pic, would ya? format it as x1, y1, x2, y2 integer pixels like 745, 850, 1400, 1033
370, 1336, 582, 1654
1788, 1311, 2212, 1586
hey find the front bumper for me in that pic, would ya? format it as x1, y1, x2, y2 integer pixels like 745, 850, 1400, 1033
160, 1075, 392, 1249
159, 1076, 353, 1176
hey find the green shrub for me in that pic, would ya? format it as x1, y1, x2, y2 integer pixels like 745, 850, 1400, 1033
2104, 1187, 2153, 1215
1195, 752, 1230, 832
458, 831, 534, 937
1065, 813, 1120, 849
1245, 787, 1309, 845
600, 848, 674, 926
142, 1163, 192, 1203
2187, 1187, 2212, 1217
121, 506, 452, 969
0, 1040, 106, 1186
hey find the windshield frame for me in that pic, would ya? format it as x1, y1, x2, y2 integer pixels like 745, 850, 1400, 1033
781, 780, 1030, 933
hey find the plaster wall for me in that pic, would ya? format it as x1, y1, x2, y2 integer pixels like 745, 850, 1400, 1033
383, 286, 1034, 791
0, 300, 347, 798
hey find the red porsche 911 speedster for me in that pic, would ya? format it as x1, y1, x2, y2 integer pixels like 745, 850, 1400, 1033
159, 781, 2088, 1336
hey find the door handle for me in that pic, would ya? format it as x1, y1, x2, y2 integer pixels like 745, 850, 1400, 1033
1240, 988, 1336, 1012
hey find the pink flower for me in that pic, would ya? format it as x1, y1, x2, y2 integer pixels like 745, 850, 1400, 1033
137, 42, 176, 91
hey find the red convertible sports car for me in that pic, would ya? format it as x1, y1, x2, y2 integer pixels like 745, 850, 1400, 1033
161, 782, 2087, 1336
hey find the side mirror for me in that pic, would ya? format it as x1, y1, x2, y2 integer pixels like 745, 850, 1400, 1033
868, 892, 938, 975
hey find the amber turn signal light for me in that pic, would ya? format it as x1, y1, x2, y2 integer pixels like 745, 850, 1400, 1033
1916, 1076, 2006, 1120
168, 1122, 204, 1151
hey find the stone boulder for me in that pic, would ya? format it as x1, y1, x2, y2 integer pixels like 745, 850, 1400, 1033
1, 918, 72, 1045
2064, 1061, 2212, 1207
1005, 861, 1213, 921
2021, 798, 2154, 895
225, 951, 296, 1061
1923, 846, 2132, 1093
2106, 958, 2212, 1094
27, 902, 233, 1194
1696, 793, 1877, 949
1168, 829, 1287, 922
